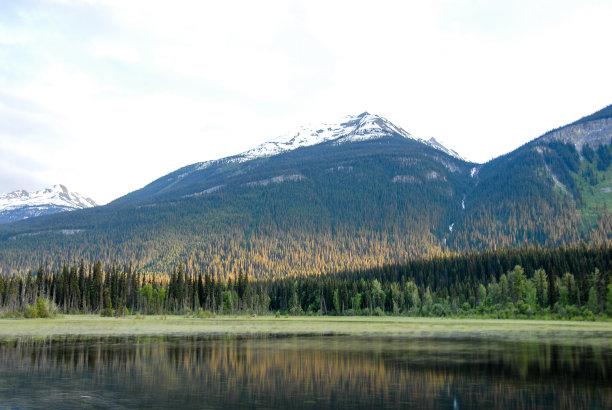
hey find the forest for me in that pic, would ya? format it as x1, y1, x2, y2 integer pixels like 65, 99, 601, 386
1, 244, 611, 320
1, 141, 611, 281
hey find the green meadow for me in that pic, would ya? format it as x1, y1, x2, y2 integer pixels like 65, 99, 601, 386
1, 315, 610, 346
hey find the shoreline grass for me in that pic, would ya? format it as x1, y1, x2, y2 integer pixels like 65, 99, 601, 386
0, 315, 611, 346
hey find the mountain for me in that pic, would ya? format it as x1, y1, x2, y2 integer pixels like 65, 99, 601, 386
0, 108, 610, 277
112, 112, 464, 205
448, 104, 612, 250
198, 111, 464, 163
0, 184, 97, 224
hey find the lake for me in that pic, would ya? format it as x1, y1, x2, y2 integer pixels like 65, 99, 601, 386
0, 335, 610, 409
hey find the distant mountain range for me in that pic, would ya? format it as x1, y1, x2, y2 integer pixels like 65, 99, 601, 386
0, 106, 611, 276
0, 184, 97, 224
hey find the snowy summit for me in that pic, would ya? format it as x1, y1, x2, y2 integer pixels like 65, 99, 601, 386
194, 112, 464, 172
238, 112, 464, 161
0, 184, 97, 224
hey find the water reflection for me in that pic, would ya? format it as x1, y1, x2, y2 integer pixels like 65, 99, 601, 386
0, 335, 609, 409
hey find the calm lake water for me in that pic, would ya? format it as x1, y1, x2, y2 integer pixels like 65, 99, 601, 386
0, 335, 609, 409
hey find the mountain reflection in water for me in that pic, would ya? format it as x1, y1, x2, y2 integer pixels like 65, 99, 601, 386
0, 335, 609, 409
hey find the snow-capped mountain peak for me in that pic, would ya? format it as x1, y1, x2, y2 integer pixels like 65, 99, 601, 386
0, 184, 97, 224
193, 113, 464, 173
0, 184, 97, 210
237, 112, 418, 161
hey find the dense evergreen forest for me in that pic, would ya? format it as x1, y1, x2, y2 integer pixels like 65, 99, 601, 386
1, 136, 611, 279
2, 245, 611, 320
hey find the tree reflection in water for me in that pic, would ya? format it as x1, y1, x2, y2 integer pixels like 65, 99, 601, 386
0, 335, 609, 409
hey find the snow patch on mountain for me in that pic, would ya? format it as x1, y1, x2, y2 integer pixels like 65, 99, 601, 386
184, 185, 225, 198
245, 174, 305, 187
427, 137, 465, 161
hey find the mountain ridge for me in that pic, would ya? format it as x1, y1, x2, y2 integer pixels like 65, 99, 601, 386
201, 111, 465, 166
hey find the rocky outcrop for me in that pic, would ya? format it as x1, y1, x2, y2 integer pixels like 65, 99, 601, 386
540, 118, 612, 151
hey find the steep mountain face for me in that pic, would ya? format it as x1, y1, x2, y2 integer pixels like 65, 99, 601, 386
539, 105, 612, 151
448, 104, 612, 250
0, 184, 97, 224
0, 107, 610, 277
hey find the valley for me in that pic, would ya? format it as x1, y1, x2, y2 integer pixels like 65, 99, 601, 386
0, 107, 611, 321
3, 3, 611, 408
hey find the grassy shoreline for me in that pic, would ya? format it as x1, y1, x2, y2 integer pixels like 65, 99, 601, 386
0, 315, 611, 345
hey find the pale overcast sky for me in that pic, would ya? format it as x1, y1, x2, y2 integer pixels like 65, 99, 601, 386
1, 0, 611, 204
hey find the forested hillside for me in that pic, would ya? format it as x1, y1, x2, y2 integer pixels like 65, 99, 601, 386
0, 135, 475, 276
449, 139, 612, 250
0, 108, 611, 278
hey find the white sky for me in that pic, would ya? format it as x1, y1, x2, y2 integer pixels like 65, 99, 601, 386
1, 0, 611, 204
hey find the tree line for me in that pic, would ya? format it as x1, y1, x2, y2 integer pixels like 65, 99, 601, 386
1, 245, 611, 319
